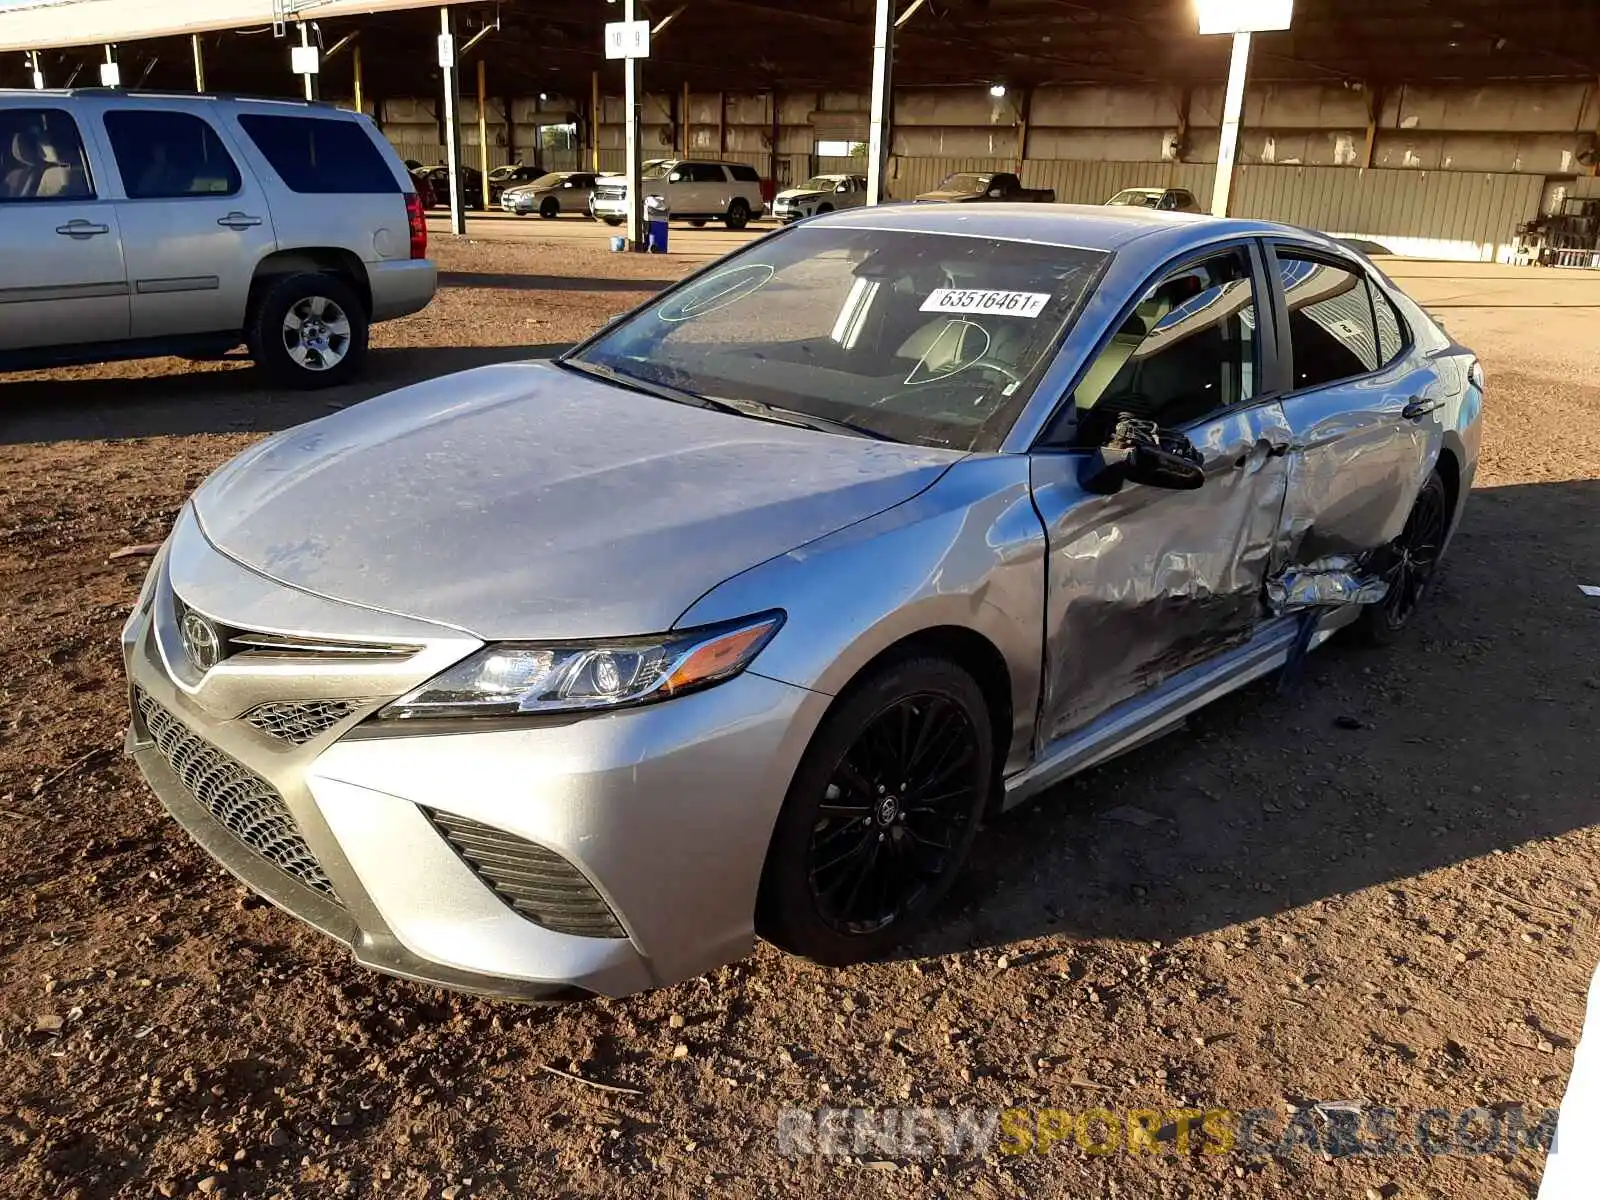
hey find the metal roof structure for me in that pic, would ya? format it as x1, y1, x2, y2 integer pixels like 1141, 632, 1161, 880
3, 0, 1597, 94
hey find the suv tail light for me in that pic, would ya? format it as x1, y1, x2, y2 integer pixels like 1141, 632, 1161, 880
405, 192, 428, 260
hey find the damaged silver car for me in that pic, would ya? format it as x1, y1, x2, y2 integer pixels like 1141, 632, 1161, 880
123, 204, 1482, 999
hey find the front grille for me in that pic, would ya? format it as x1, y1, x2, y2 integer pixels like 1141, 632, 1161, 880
428, 810, 625, 939
243, 699, 361, 745
594, 185, 625, 201
134, 688, 338, 900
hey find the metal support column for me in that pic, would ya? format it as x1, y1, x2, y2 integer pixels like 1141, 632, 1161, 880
352, 44, 364, 115
440, 7, 466, 235
191, 34, 206, 92
298, 23, 319, 101
476, 59, 491, 209
681, 80, 691, 154
28, 51, 44, 90
622, 0, 644, 249
590, 71, 601, 172
865, 0, 894, 206
1209, 30, 1251, 218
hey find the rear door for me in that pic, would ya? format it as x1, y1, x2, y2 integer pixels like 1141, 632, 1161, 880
1267, 242, 1441, 565
227, 110, 408, 261
94, 101, 277, 337
0, 103, 128, 350
1029, 241, 1293, 740
691, 163, 730, 215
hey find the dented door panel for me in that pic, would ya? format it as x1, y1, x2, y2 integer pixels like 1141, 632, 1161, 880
1275, 364, 1441, 569
1030, 401, 1292, 743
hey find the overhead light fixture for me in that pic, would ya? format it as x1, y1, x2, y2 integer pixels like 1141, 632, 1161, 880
1195, 0, 1293, 34
539, 91, 549, 100
989, 83, 1007, 98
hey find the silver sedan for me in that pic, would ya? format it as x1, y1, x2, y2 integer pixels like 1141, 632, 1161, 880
500, 170, 598, 218
123, 204, 1482, 1000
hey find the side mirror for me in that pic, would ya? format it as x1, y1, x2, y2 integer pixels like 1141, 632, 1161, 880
836, 183, 849, 193
1125, 443, 1205, 490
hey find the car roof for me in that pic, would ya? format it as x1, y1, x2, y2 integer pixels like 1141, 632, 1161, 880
821, 201, 1341, 256
0, 88, 355, 114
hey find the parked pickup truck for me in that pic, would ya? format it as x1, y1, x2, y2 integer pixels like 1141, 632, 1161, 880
915, 171, 1055, 204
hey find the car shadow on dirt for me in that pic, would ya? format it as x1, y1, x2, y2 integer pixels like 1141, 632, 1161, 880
907, 477, 1600, 961
0, 345, 572, 445
438, 271, 679, 293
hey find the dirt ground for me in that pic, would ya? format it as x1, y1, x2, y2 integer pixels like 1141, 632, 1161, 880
1, 236, 1597, 1200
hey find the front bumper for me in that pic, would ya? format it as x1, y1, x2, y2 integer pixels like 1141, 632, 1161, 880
122, 512, 826, 1000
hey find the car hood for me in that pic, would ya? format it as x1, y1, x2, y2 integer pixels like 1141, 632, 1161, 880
915, 190, 983, 203
192, 361, 959, 640
776, 188, 826, 203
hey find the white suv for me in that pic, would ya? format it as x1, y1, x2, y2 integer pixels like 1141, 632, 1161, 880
590, 159, 766, 230
0, 90, 435, 388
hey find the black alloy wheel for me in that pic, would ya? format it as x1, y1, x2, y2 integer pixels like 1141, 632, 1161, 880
758, 657, 993, 965
1358, 470, 1450, 642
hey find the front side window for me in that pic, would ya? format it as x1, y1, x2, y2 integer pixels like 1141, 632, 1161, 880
1278, 252, 1379, 390
0, 107, 94, 201
1060, 249, 1257, 447
237, 114, 397, 195
104, 110, 240, 199
570, 225, 1106, 451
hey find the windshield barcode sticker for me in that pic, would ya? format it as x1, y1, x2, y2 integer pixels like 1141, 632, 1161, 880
919, 289, 1051, 318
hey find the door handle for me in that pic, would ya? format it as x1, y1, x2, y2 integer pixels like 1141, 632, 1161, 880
1234, 439, 1292, 469
55, 220, 110, 238
217, 212, 263, 230
1401, 396, 1442, 421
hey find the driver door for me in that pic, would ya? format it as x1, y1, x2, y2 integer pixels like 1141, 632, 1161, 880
1028, 242, 1293, 742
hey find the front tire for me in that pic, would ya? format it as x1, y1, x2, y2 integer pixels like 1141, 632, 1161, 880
723, 199, 751, 230
248, 272, 368, 391
601, 216, 623, 227
1354, 469, 1450, 644
757, 657, 993, 966
540, 197, 560, 219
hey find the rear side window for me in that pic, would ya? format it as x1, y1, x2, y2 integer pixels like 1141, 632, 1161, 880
104, 110, 240, 199
728, 164, 761, 183
1277, 252, 1379, 391
0, 107, 94, 201
1368, 278, 1407, 366
237, 114, 398, 194
686, 164, 726, 183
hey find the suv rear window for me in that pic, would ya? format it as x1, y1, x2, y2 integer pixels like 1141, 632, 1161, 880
104, 109, 240, 199
237, 114, 398, 194
728, 164, 761, 183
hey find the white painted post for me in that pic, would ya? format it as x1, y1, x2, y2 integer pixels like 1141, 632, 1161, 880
440, 7, 466, 236
28, 51, 45, 90
866, 0, 894, 205
1210, 30, 1252, 218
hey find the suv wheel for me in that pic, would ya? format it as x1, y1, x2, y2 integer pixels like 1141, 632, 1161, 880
756, 656, 993, 965
249, 271, 368, 390
723, 199, 751, 231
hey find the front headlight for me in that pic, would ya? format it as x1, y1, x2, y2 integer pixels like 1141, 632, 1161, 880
379, 612, 783, 720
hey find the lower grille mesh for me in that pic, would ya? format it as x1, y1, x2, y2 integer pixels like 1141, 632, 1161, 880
428, 810, 625, 939
135, 689, 338, 900
243, 699, 360, 745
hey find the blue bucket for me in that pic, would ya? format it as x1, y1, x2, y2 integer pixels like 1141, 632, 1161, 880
609, 235, 627, 252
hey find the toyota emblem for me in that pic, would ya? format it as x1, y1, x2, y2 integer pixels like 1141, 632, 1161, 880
181, 611, 223, 673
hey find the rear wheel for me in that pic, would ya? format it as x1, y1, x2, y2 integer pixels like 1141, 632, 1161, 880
1355, 470, 1450, 644
248, 272, 368, 390
757, 657, 993, 965
687, 219, 708, 228
723, 199, 751, 230
601, 216, 623, 227
540, 197, 560, 219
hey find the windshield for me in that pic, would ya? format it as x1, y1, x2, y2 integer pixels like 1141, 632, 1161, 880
800, 176, 840, 191
642, 163, 672, 180
1108, 189, 1160, 207
530, 172, 567, 189
940, 173, 993, 194
569, 225, 1107, 451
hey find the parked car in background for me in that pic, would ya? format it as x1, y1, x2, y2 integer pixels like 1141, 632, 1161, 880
590, 158, 766, 229
1106, 186, 1203, 213
487, 162, 544, 203
916, 171, 1054, 204
771, 173, 868, 222
0, 90, 434, 388
413, 162, 485, 209
501, 170, 598, 217
123, 204, 1480, 1000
